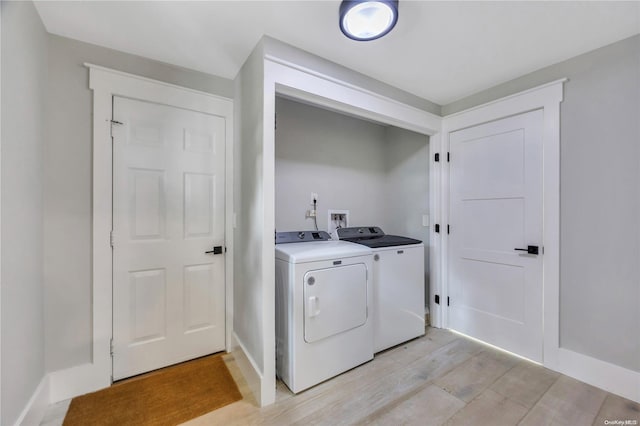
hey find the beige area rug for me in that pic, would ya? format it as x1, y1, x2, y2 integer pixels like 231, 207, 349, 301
63, 354, 242, 425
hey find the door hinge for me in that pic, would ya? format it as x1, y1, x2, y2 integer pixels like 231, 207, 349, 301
447, 152, 450, 162
110, 231, 114, 248
435, 294, 440, 305
447, 297, 450, 306
110, 338, 114, 357
110, 120, 123, 137
434, 153, 440, 162
435, 224, 440, 233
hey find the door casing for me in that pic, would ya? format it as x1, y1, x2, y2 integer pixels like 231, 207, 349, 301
440, 79, 565, 369
47, 64, 234, 402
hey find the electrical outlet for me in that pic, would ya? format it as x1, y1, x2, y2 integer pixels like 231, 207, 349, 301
310, 192, 318, 205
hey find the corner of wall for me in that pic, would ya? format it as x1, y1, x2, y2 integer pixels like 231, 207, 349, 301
1, 1, 48, 424
231, 37, 270, 407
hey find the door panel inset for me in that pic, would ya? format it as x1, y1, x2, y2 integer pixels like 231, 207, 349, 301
184, 129, 215, 153
456, 259, 525, 323
129, 269, 167, 344
183, 264, 215, 332
184, 173, 215, 238
130, 122, 163, 147
129, 168, 165, 240
459, 130, 525, 198
461, 198, 524, 253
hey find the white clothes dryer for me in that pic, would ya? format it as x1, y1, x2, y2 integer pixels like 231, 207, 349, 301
275, 231, 373, 393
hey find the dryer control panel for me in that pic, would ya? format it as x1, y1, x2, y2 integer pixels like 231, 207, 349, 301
276, 231, 331, 244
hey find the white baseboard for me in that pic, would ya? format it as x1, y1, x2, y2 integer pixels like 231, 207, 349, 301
556, 348, 640, 403
232, 332, 265, 406
48, 362, 110, 403
15, 375, 50, 426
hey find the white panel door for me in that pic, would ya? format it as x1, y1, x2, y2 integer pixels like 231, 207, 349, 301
448, 110, 543, 362
112, 96, 226, 380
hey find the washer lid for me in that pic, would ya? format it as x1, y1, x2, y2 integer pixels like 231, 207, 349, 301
275, 240, 372, 263
337, 226, 422, 248
341, 235, 423, 248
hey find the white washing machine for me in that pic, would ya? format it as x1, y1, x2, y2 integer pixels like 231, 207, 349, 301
338, 227, 425, 353
275, 231, 373, 393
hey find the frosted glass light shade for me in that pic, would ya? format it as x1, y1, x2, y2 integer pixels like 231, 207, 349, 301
340, 1, 399, 41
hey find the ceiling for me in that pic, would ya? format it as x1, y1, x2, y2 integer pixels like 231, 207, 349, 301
34, 1, 640, 106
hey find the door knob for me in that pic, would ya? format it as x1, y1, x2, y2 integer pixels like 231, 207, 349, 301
205, 246, 224, 255
514, 245, 539, 255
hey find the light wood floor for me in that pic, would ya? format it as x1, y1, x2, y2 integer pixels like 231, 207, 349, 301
42, 328, 639, 426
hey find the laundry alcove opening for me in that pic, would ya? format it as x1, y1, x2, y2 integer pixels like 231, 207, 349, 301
274, 94, 431, 320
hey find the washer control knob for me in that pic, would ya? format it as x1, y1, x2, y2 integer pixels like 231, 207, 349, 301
307, 276, 315, 285
373, 254, 380, 261
298, 232, 305, 239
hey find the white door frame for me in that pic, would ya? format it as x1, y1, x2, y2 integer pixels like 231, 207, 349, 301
440, 79, 565, 367
48, 64, 234, 402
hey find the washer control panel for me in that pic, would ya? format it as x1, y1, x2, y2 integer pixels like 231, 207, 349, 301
337, 226, 384, 239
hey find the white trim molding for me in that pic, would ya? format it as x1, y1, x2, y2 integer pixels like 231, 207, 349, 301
266, 55, 441, 136
14, 376, 49, 426
231, 332, 265, 405
428, 131, 444, 328
0, 5, 3, 420
48, 64, 234, 403
556, 348, 640, 403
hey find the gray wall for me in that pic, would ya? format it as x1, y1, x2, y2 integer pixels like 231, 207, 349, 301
1, 1, 48, 424
275, 97, 388, 232
443, 35, 640, 372
44, 35, 233, 372
383, 126, 430, 304
275, 98, 430, 304
233, 40, 268, 376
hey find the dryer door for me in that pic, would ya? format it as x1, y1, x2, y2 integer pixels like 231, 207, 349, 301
303, 263, 368, 343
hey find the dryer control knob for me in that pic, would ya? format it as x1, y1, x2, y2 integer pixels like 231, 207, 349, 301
307, 276, 315, 285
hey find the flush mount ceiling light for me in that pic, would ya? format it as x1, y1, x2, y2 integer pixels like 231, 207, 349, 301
340, 0, 399, 41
